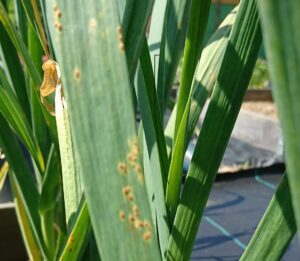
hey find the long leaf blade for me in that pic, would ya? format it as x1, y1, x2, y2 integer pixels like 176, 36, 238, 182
10, 173, 43, 261
55, 82, 81, 223
0, 1, 57, 142
59, 200, 91, 260
157, 0, 192, 112
28, 21, 50, 160
174, 0, 211, 139
0, 19, 29, 120
166, 0, 211, 222
124, 0, 154, 77
167, 0, 262, 259
257, 0, 300, 240
0, 114, 46, 258
148, 0, 167, 84
0, 71, 44, 172
240, 174, 296, 260
21, 0, 49, 56
45, 1, 161, 260
164, 5, 238, 154
136, 39, 170, 257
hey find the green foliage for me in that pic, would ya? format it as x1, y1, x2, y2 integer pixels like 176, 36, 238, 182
0, 0, 299, 260
241, 174, 296, 260
258, 0, 300, 241
167, 0, 261, 259
248, 58, 269, 89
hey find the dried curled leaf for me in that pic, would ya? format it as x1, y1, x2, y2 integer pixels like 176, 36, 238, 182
40, 60, 61, 115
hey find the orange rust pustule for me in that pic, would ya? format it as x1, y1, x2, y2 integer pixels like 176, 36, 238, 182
128, 214, 135, 224
73, 68, 81, 80
132, 205, 139, 216
122, 186, 132, 196
55, 23, 63, 31
53, 4, 59, 12
126, 193, 134, 202
127, 152, 137, 162
117, 162, 128, 175
143, 220, 151, 229
134, 164, 142, 174
119, 42, 125, 52
119, 210, 126, 221
134, 219, 144, 229
116, 26, 125, 52
56, 10, 62, 18
53, 4, 63, 32
68, 233, 75, 246
143, 231, 151, 242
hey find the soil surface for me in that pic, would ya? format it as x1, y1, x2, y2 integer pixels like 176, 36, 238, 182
241, 101, 278, 119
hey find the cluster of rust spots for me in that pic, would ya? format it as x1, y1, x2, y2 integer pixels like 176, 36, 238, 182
116, 26, 125, 52
122, 186, 134, 201
73, 67, 81, 81
127, 137, 144, 184
117, 137, 145, 184
117, 136, 151, 242
119, 198, 152, 242
53, 4, 63, 31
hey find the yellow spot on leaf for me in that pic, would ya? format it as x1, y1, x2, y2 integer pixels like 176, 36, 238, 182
119, 210, 125, 221
119, 42, 125, 52
73, 68, 81, 81
134, 164, 142, 174
53, 4, 63, 31
138, 174, 144, 184
122, 186, 132, 196
55, 22, 63, 31
134, 219, 144, 229
132, 205, 139, 216
143, 220, 151, 229
117, 162, 128, 175
56, 10, 62, 18
116, 26, 125, 52
143, 231, 151, 242
127, 193, 134, 202
89, 18, 97, 30
53, 4, 59, 12
128, 214, 135, 224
